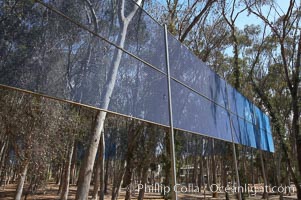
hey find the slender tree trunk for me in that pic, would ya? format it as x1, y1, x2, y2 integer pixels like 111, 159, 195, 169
192, 156, 198, 185
0, 140, 7, 165
198, 139, 204, 190
222, 158, 230, 200
233, 34, 240, 90
92, 134, 105, 200
198, 153, 204, 189
276, 152, 284, 200
292, 96, 301, 199
123, 125, 141, 200
92, 146, 101, 200
241, 147, 248, 199
260, 152, 268, 199
138, 166, 148, 200
15, 161, 29, 200
0, 141, 8, 185
251, 149, 255, 187
55, 165, 61, 185
206, 157, 210, 191
123, 160, 133, 200
211, 140, 217, 198
76, 110, 106, 200
192, 139, 199, 185
70, 142, 78, 185
60, 142, 74, 200
75, 0, 142, 197
58, 163, 65, 195
111, 161, 126, 200
104, 158, 110, 194
99, 134, 105, 200
163, 132, 171, 200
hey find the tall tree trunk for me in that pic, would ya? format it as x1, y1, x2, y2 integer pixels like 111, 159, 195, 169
211, 140, 217, 198
55, 164, 61, 185
15, 161, 29, 200
222, 157, 230, 200
99, 134, 105, 200
111, 161, 126, 200
58, 163, 65, 195
123, 158, 134, 200
250, 77, 301, 199
206, 156, 210, 191
60, 142, 74, 200
198, 156, 204, 189
92, 145, 101, 200
123, 125, 142, 200
163, 132, 171, 200
293, 54, 301, 200
104, 158, 110, 194
232, 33, 240, 90
260, 152, 268, 199
0, 140, 7, 165
276, 152, 284, 200
251, 149, 255, 187
92, 134, 105, 200
76, 110, 106, 200
70, 141, 78, 185
192, 139, 199, 185
0, 141, 8, 185
138, 166, 148, 200
75, 0, 142, 198
292, 92, 301, 199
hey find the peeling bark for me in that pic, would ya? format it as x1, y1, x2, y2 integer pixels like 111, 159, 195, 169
75, 1, 141, 199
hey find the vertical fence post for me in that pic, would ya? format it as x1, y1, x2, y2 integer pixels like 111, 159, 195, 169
164, 24, 178, 200
226, 86, 242, 200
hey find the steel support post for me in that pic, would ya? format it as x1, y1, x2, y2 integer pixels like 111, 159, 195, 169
164, 24, 178, 200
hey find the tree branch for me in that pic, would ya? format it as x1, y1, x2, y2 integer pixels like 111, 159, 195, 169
179, 0, 216, 42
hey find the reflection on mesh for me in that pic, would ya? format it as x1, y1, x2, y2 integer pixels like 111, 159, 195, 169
0, 0, 274, 152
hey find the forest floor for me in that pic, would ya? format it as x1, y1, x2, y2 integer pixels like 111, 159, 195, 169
0, 183, 297, 200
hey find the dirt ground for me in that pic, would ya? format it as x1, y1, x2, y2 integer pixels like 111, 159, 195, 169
0, 183, 297, 200
0, 183, 164, 200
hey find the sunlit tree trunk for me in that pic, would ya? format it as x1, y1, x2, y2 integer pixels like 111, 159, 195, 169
15, 161, 29, 200
75, 1, 141, 199
60, 141, 74, 200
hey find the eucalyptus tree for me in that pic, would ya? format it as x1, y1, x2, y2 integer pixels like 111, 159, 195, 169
240, 0, 301, 198
75, 1, 143, 199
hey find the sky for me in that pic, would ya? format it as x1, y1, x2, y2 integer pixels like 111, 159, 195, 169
155, 0, 291, 29
152, 0, 293, 56
235, 0, 290, 28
